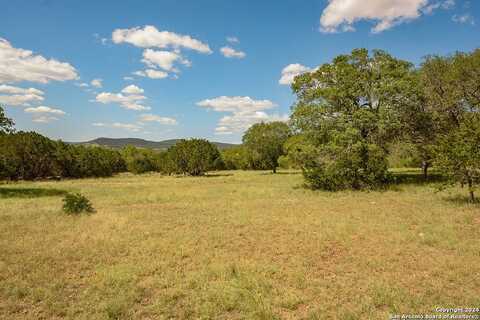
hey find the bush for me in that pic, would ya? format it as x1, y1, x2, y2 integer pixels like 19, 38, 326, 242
302, 130, 391, 191
121, 146, 158, 174
277, 155, 290, 169
0, 131, 60, 180
434, 114, 480, 202
242, 122, 291, 173
0, 131, 126, 181
166, 139, 221, 176
62, 193, 95, 214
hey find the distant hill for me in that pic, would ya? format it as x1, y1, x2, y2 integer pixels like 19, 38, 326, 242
72, 137, 237, 150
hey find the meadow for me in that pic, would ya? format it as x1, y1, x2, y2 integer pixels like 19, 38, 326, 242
0, 170, 479, 319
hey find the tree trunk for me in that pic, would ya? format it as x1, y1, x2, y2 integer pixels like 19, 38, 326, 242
421, 161, 429, 180
468, 177, 475, 202
272, 166, 276, 174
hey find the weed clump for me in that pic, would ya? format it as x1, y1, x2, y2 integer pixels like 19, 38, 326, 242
62, 193, 95, 214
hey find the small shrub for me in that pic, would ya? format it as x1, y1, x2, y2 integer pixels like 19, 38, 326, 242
62, 193, 94, 214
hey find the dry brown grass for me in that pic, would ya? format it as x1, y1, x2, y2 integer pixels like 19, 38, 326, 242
0, 170, 479, 319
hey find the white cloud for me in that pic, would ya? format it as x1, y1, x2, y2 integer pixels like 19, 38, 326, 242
320, 0, 455, 33
142, 49, 191, 72
139, 113, 177, 125
0, 38, 78, 84
93, 114, 177, 133
0, 94, 44, 106
215, 112, 289, 135
0, 85, 44, 95
93, 122, 142, 132
423, 0, 455, 13
121, 84, 144, 95
279, 64, 312, 85
134, 69, 169, 79
24, 106, 66, 115
197, 96, 287, 135
96, 85, 150, 111
76, 82, 89, 88
32, 116, 60, 123
90, 78, 103, 88
123, 76, 134, 81
197, 96, 276, 113
0, 85, 45, 106
226, 36, 240, 44
452, 13, 475, 25
220, 46, 246, 59
112, 25, 212, 54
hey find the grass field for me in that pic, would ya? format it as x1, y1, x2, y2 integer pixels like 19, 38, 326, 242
0, 170, 479, 319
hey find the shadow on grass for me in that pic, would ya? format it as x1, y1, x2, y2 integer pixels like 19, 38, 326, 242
204, 173, 234, 178
390, 169, 446, 186
0, 187, 68, 199
443, 194, 480, 206
259, 171, 302, 176
173, 173, 234, 178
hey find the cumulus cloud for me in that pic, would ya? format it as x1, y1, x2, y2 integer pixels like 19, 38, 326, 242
121, 84, 144, 95
279, 64, 312, 85
215, 112, 289, 135
90, 78, 103, 88
142, 49, 191, 72
197, 96, 276, 113
197, 96, 287, 135
220, 46, 246, 59
0, 38, 78, 84
92, 115, 176, 132
112, 25, 212, 54
320, 0, 455, 33
0, 85, 43, 95
0, 85, 45, 106
134, 69, 169, 79
138, 113, 177, 125
96, 85, 150, 111
32, 116, 60, 123
452, 13, 475, 25
24, 106, 66, 115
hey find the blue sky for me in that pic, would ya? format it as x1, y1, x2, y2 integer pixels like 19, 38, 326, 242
0, 0, 478, 143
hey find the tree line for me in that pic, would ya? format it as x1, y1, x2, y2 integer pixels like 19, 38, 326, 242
222, 48, 480, 201
1, 47, 478, 200
0, 113, 224, 180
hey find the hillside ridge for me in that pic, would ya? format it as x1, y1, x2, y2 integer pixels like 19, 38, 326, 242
72, 137, 237, 150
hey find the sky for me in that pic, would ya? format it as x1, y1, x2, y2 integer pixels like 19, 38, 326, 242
0, 0, 478, 143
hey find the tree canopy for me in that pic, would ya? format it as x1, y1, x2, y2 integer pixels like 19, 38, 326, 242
167, 139, 221, 176
289, 49, 416, 189
0, 106, 14, 135
242, 121, 290, 173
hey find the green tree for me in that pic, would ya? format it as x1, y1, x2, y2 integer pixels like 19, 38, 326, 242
283, 134, 317, 171
167, 139, 221, 176
242, 121, 290, 173
221, 146, 250, 170
0, 132, 59, 180
422, 49, 480, 200
290, 49, 415, 189
435, 114, 480, 202
396, 71, 436, 178
0, 105, 14, 135
121, 145, 157, 174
